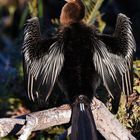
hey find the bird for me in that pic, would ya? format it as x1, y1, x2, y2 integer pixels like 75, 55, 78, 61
22, 0, 136, 139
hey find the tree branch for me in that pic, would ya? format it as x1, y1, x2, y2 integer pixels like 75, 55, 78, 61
0, 98, 136, 140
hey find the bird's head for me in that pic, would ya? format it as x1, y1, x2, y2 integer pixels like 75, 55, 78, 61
60, 0, 85, 26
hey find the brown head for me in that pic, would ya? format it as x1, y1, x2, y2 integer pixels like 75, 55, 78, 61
60, 0, 85, 26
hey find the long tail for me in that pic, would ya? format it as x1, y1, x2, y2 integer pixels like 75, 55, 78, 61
71, 95, 98, 140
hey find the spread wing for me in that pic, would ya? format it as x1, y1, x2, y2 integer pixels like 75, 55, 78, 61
96, 13, 136, 96
22, 17, 64, 102
112, 13, 136, 95
93, 13, 136, 113
92, 36, 126, 98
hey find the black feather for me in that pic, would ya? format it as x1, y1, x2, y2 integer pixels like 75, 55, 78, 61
22, 17, 65, 102
22, 13, 135, 140
71, 95, 98, 140
96, 13, 136, 113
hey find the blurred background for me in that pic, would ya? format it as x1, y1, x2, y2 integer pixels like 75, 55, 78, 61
0, 0, 140, 139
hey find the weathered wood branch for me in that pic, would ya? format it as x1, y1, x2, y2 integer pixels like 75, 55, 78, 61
0, 98, 136, 140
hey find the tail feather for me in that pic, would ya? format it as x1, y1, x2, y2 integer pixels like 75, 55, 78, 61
71, 95, 98, 140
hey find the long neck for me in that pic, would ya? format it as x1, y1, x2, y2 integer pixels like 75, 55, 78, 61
75, 0, 85, 20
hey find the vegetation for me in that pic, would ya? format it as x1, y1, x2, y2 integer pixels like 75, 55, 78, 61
117, 61, 140, 138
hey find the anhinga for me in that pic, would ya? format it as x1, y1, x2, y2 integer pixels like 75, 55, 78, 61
22, 0, 136, 140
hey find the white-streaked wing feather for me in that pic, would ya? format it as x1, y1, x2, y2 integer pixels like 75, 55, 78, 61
22, 17, 64, 101
92, 37, 125, 98
113, 13, 136, 95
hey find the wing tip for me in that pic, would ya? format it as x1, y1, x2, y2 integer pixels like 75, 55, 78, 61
117, 13, 131, 23
118, 13, 129, 19
27, 17, 38, 22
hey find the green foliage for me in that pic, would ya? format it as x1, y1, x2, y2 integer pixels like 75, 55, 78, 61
28, 0, 38, 17
83, 0, 106, 32
19, 7, 29, 29
38, 0, 43, 18
1, 136, 17, 140
117, 60, 140, 138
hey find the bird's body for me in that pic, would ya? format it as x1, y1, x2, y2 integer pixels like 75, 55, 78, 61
22, 0, 136, 139
58, 23, 100, 102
